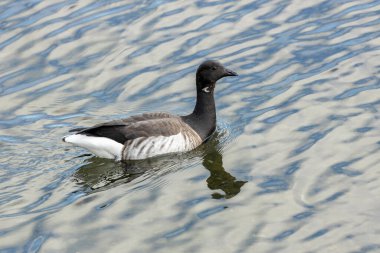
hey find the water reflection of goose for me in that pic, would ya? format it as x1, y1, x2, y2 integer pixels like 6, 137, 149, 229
202, 136, 247, 199
63, 61, 237, 161
73, 132, 246, 198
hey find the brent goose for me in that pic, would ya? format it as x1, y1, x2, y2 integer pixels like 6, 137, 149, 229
63, 60, 238, 160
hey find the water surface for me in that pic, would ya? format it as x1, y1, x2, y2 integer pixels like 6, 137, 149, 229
1, 0, 380, 252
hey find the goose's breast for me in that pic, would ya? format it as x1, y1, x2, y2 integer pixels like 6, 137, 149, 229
122, 132, 202, 160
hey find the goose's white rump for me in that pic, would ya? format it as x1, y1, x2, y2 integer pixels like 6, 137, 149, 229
63, 131, 202, 160
63, 134, 124, 160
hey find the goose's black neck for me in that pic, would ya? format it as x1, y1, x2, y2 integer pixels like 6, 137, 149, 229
181, 82, 216, 141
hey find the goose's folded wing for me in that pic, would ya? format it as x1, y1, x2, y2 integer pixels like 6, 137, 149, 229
76, 116, 188, 144
67, 113, 177, 142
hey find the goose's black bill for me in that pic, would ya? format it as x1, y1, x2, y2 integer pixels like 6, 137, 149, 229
224, 68, 238, 77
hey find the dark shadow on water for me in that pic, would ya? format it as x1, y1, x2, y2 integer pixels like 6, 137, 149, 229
73, 155, 183, 193
72, 131, 246, 199
72, 157, 147, 192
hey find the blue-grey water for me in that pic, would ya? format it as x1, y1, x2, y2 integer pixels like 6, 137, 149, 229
1, 0, 380, 252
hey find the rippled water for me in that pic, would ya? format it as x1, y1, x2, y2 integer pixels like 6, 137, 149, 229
1, 0, 380, 252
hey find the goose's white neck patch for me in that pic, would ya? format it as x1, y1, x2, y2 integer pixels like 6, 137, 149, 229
202, 87, 211, 93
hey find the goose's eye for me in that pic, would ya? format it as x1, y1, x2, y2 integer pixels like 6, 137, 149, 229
211, 66, 217, 71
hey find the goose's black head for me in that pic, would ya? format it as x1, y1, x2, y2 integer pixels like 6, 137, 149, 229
196, 60, 238, 94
